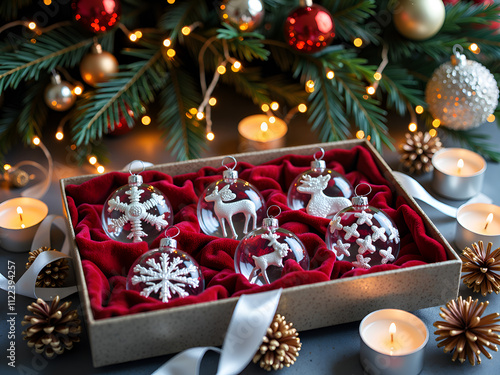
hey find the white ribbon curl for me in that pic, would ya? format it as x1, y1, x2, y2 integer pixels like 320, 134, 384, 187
0, 214, 78, 300
153, 288, 283, 375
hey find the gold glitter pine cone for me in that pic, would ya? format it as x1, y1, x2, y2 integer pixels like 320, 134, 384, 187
434, 296, 500, 365
253, 314, 301, 371
26, 246, 69, 288
399, 131, 442, 174
22, 296, 81, 358
461, 241, 500, 296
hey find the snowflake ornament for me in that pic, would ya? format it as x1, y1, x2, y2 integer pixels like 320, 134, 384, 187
326, 184, 401, 269
127, 230, 204, 303
102, 172, 173, 244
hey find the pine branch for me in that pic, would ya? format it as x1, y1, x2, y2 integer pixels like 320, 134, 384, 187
442, 2, 500, 32
158, 0, 209, 41
217, 24, 270, 61
71, 49, 167, 146
221, 68, 273, 106
440, 127, 500, 162
157, 61, 206, 160
0, 27, 92, 93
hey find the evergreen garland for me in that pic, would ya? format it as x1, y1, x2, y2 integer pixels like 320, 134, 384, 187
0, 0, 499, 163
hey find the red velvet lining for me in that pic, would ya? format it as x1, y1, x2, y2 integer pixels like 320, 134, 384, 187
65, 146, 448, 319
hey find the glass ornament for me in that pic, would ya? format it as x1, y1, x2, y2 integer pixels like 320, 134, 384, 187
197, 156, 266, 239
72, 0, 121, 33
283, 0, 335, 53
127, 227, 204, 303
101, 161, 173, 244
326, 184, 400, 269
287, 147, 353, 218
219, 0, 265, 32
234, 206, 310, 286
44, 72, 76, 112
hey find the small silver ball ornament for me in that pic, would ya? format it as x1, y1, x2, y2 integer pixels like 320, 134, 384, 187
425, 47, 499, 130
44, 73, 76, 111
219, 0, 265, 32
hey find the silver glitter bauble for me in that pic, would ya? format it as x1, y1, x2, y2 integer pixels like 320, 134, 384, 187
425, 49, 499, 130
219, 0, 265, 32
44, 73, 76, 111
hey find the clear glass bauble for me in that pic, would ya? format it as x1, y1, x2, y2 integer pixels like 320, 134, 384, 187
101, 174, 173, 244
197, 175, 266, 239
287, 164, 353, 219
326, 197, 400, 269
126, 241, 204, 303
234, 218, 309, 286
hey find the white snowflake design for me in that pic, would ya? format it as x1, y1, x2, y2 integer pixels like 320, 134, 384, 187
379, 247, 395, 264
371, 226, 387, 242
352, 254, 371, 269
388, 227, 400, 244
356, 235, 376, 254
333, 240, 351, 258
354, 210, 373, 226
343, 223, 360, 241
330, 215, 344, 233
107, 185, 169, 242
131, 252, 200, 303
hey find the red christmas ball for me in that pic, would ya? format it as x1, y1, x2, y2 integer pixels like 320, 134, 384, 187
107, 107, 134, 136
72, 0, 121, 33
473, 0, 500, 32
284, 4, 335, 53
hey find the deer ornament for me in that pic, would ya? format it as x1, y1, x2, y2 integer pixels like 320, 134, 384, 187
249, 227, 291, 284
297, 174, 352, 218
204, 184, 257, 239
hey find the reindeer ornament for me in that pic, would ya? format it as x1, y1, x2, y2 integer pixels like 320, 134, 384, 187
234, 206, 310, 286
287, 148, 353, 218
197, 156, 266, 239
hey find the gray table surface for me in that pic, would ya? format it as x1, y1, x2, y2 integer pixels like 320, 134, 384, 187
1, 94, 499, 374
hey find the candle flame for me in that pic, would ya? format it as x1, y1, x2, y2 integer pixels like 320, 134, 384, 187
457, 158, 464, 174
17, 206, 23, 215
389, 322, 396, 343
260, 122, 268, 132
17, 206, 25, 228
485, 213, 494, 230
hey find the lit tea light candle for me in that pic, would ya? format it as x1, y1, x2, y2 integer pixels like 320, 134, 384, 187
359, 309, 428, 375
0, 197, 48, 252
238, 114, 288, 151
455, 203, 500, 251
431, 148, 486, 200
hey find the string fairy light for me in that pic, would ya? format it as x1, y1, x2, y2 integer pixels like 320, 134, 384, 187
366, 43, 389, 95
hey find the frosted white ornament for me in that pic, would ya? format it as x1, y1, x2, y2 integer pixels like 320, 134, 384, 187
326, 184, 400, 269
425, 45, 499, 130
126, 227, 204, 303
197, 156, 266, 239
234, 206, 309, 285
101, 161, 173, 244
287, 147, 353, 218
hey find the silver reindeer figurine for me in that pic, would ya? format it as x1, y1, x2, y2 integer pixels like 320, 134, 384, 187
204, 184, 257, 239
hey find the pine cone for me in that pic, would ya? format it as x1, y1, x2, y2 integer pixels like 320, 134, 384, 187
461, 241, 500, 296
26, 246, 69, 288
253, 314, 301, 371
434, 296, 500, 365
22, 296, 81, 358
399, 131, 442, 174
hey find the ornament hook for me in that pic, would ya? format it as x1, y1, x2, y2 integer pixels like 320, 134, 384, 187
313, 147, 325, 161
452, 44, 464, 55
267, 205, 282, 219
355, 183, 372, 197
222, 156, 237, 170
164, 226, 180, 239
128, 160, 146, 175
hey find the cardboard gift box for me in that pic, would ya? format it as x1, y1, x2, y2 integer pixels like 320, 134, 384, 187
60, 139, 461, 367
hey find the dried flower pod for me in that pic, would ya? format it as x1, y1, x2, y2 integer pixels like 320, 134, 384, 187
253, 314, 301, 371
399, 131, 442, 174
434, 296, 500, 365
461, 241, 500, 296
21, 296, 81, 358
26, 246, 69, 288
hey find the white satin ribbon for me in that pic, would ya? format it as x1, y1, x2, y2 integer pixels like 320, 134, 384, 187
392, 172, 492, 218
0, 214, 78, 300
153, 288, 283, 375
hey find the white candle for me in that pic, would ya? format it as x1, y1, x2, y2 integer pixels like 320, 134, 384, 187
431, 148, 486, 200
238, 114, 287, 151
456, 203, 500, 251
359, 309, 428, 375
0, 197, 48, 252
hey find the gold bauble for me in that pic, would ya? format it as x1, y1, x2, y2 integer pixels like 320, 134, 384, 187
79, 44, 119, 87
393, 0, 445, 40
